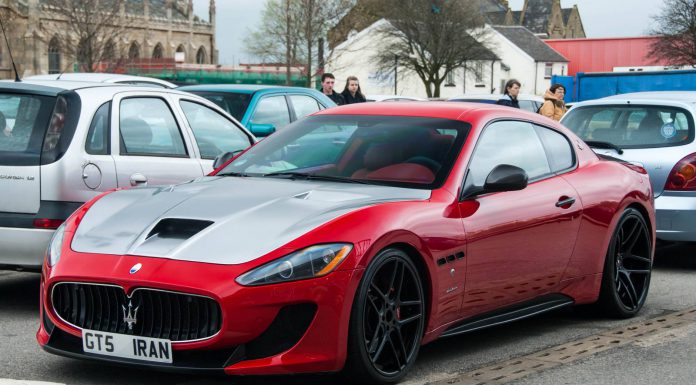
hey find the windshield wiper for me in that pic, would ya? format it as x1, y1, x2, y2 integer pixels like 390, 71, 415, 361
262, 171, 369, 184
216, 171, 252, 177
584, 140, 624, 155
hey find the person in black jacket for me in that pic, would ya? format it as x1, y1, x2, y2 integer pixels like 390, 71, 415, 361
321, 73, 345, 106
341, 76, 367, 104
496, 79, 521, 109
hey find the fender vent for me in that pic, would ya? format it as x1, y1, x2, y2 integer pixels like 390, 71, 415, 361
147, 218, 214, 240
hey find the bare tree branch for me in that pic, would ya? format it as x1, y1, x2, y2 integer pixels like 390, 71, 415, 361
43, 0, 132, 72
649, 0, 696, 66
372, 0, 494, 98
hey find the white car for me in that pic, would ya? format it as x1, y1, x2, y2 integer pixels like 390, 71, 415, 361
26, 73, 177, 89
0, 80, 254, 270
448, 93, 545, 113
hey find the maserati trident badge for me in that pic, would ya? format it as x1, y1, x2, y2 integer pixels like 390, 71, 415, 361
129, 263, 142, 274
122, 301, 139, 330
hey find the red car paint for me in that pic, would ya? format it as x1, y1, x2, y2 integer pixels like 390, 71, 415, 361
37, 102, 655, 376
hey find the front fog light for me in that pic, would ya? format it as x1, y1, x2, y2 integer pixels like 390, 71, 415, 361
47, 223, 66, 267
236, 243, 352, 286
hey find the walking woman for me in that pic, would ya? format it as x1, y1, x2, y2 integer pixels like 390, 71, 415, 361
341, 76, 367, 104
496, 79, 521, 108
539, 83, 568, 121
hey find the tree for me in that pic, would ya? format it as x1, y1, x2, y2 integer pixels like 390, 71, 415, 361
244, 0, 354, 87
373, 0, 494, 98
244, 0, 303, 85
649, 0, 696, 66
43, 0, 131, 72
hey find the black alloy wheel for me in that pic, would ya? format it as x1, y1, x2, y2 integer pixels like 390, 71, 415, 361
344, 248, 425, 384
597, 208, 652, 318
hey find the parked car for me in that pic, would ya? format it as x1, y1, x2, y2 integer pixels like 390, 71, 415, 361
366, 94, 426, 102
38, 102, 654, 384
448, 93, 544, 113
562, 91, 696, 243
178, 84, 335, 137
25, 73, 177, 89
0, 80, 254, 270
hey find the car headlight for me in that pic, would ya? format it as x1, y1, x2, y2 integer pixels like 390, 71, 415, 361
47, 223, 66, 267
236, 243, 352, 286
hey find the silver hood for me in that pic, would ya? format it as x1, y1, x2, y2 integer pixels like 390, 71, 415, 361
71, 176, 430, 265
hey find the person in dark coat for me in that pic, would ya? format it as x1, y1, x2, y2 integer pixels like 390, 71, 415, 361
321, 73, 345, 106
496, 79, 521, 109
341, 76, 367, 104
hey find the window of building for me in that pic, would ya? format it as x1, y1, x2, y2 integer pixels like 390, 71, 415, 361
128, 42, 140, 60
445, 70, 456, 87
103, 39, 116, 61
544, 63, 553, 79
48, 37, 61, 74
152, 43, 163, 59
196, 46, 207, 64
474, 62, 484, 84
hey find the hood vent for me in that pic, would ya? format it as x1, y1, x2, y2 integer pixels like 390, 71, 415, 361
147, 218, 214, 240
131, 218, 215, 257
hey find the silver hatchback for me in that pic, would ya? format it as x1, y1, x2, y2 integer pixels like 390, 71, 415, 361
562, 91, 696, 243
0, 80, 254, 270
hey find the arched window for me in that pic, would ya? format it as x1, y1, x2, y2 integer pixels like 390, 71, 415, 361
103, 39, 116, 61
196, 46, 207, 64
48, 37, 61, 74
152, 43, 163, 59
175, 44, 186, 62
128, 41, 140, 60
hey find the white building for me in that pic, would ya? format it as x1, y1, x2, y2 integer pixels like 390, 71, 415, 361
326, 20, 568, 99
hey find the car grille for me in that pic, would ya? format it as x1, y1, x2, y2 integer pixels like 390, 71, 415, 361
51, 282, 222, 342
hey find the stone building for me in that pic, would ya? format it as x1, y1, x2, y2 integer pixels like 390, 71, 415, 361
0, 0, 216, 78
328, 0, 585, 49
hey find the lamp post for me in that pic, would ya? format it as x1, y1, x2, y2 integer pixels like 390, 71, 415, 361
394, 54, 398, 95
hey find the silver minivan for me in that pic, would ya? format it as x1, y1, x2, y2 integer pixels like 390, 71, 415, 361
0, 80, 254, 270
562, 91, 696, 243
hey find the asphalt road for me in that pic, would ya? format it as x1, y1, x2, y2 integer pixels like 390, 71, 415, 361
1, 244, 695, 385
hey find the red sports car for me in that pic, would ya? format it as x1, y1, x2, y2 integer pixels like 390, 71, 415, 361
37, 102, 655, 384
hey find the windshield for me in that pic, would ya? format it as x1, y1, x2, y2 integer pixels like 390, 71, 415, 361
0, 93, 56, 166
190, 91, 252, 121
563, 105, 695, 148
219, 115, 469, 189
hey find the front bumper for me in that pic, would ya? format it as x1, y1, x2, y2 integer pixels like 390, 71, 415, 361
655, 191, 696, 242
38, 252, 362, 375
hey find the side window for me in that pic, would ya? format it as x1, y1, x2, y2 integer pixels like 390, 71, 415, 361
468, 120, 551, 186
119, 98, 187, 157
533, 124, 575, 173
179, 100, 251, 159
85, 102, 110, 155
289, 95, 321, 120
518, 100, 535, 112
250, 95, 291, 129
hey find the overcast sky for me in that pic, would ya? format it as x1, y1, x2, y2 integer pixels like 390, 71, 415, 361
193, 0, 666, 65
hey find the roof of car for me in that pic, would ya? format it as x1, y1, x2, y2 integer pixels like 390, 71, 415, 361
177, 84, 319, 94
25, 73, 177, 88
0, 79, 121, 95
315, 101, 523, 120
601, 91, 696, 102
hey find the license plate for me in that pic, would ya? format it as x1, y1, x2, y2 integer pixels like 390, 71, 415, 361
82, 329, 172, 364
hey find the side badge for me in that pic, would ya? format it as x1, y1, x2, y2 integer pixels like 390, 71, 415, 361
129, 263, 142, 275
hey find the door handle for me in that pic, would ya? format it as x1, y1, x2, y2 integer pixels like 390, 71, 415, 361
130, 173, 148, 187
555, 196, 576, 208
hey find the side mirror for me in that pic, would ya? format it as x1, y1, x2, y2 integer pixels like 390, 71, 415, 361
483, 164, 528, 194
212, 150, 243, 169
248, 122, 276, 137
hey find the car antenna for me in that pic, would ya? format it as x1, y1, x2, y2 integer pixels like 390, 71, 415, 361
0, 15, 20, 82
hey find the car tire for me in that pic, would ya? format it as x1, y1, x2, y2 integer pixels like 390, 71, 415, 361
596, 208, 652, 318
343, 248, 425, 384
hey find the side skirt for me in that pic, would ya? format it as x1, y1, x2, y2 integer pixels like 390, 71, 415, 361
440, 294, 574, 339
